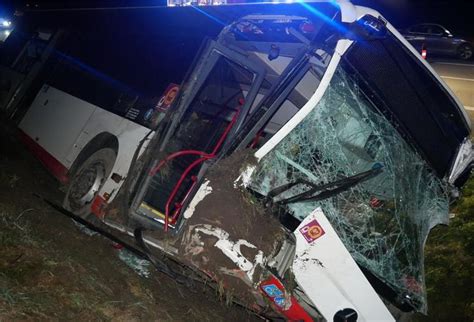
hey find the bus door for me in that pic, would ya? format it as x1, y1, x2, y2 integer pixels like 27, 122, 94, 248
131, 40, 266, 231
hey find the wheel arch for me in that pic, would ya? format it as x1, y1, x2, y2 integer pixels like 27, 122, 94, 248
68, 132, 119, 177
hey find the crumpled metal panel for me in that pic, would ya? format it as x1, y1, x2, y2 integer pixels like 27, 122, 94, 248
249, 65, 449, 312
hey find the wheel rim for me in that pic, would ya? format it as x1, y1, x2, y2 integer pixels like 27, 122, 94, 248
459, 45, 472, 59
68, 161, 106, 209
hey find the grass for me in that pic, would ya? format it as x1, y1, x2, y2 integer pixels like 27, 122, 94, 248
0, 204, 56, 318
0, 200, 101, 318
414, 176, 474, 321
0, 167, 20, 189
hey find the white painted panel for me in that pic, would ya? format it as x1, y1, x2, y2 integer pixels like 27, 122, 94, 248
65, 106, 153, 201
64, 106, 125, 166
19, 85, 96, 166
99, 120, 152, 200
292, 208, 394, 322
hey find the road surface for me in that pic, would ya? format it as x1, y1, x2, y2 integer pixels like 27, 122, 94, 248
430, 60, 474, 122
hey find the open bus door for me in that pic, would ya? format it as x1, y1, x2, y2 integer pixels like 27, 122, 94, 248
130, 39, 266, 231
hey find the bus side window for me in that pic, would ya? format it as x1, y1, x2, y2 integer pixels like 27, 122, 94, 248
46, 53, 124, 112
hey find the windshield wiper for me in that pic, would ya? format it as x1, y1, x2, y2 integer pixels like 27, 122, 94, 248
267, 163, 383, 205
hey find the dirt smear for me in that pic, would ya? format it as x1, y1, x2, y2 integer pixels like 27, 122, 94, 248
178, 150, 286, 308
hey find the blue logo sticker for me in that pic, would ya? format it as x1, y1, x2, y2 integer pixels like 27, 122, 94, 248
274, 296, 286, 308
263, 284, 283, 297
144, 108, 154, 121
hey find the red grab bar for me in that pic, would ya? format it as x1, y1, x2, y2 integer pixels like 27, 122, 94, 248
149, 150, 210, 176
149, 107, 241, 231
165, 157, 209, 226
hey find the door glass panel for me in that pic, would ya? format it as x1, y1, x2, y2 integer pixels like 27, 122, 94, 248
138, 55, 256, 224
171, 56, 253, 154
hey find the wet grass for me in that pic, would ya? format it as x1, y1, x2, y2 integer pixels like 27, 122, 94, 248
0, 208, 141, 319
0, 205, 58, 319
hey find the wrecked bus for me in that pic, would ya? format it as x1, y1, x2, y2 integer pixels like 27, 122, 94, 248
0, 1, 472, 321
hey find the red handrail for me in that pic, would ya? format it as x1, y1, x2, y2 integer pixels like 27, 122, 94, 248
211, 108, 240, 155
169, 175, 198, 223
151, 107, 241, 231
165, 157, 210, 228
149, 150, 210, 176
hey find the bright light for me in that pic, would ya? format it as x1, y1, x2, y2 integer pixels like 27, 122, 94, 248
421, 49, 427, 59
2, 20, 11, 27
4, 30, 10, 37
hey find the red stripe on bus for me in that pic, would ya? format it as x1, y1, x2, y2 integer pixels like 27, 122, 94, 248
18, 130, 69, 184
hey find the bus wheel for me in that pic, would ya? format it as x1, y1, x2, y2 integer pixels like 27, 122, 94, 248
63, 148, 117, 218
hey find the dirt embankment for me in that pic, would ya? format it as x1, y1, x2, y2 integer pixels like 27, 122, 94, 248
0, 121, 259, 321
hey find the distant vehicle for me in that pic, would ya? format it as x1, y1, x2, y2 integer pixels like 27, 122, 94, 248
402, 23, 473, 60
0, 17, 13, 42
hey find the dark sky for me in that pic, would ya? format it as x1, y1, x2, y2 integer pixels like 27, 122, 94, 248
2, 0, 473, 35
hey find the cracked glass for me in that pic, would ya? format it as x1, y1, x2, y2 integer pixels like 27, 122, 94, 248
249, 64, 449, 312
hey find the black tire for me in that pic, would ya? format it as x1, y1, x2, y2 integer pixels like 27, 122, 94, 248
457, 43, 473, 60
63, 148, 117, 218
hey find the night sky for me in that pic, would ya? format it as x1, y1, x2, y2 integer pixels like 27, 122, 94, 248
2, 0, 473, 36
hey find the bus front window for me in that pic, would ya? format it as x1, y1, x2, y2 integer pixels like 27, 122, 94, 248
248, 64, 449, 312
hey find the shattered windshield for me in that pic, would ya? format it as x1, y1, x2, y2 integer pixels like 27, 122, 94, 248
249, 63, 449, 312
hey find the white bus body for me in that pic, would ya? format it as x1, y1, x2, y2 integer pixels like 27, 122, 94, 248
19, 85, 151, 192
0, 1, 472, 321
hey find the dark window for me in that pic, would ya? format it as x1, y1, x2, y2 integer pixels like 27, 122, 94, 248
410, 25, 429, 34
344, 31, 469, 177
250, 67, 321, 149
428, 25, 444, 35
174, 56, 254, 153
46, 54, 120, 109
43, 34, 158, 128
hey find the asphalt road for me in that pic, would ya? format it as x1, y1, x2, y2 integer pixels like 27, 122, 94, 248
430, 60, 474, 122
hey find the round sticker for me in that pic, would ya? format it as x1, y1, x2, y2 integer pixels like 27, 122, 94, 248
308, 225, 323, 239
163, 87, 179, 106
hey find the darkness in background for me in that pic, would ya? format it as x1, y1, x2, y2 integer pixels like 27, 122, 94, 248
2, 3, 338, 98
3, 0, 474, 37
10, 7, 224, 97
